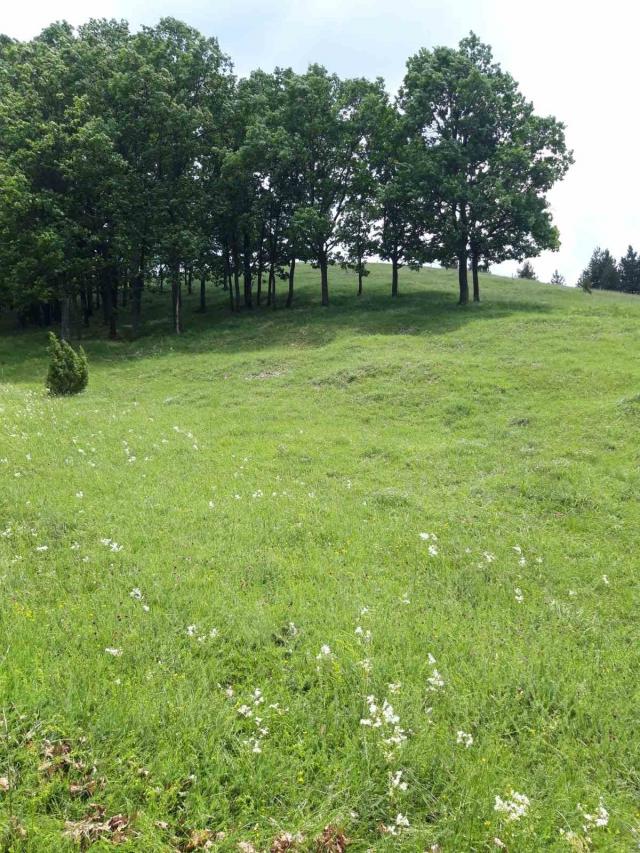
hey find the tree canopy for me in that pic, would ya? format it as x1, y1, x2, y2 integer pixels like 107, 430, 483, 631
0, 21, 573, 336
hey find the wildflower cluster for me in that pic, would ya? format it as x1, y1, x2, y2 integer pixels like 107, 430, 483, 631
426, 653, 445, 692
494, 791, 530, 822
360, 694, 407, 756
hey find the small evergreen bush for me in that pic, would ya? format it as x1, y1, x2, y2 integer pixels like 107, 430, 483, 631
46, 332, 89, 396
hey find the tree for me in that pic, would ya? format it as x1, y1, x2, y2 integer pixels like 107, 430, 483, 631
401, 33, 572, 304
1, 20, 576, 332
618, 245, 640, 293
366, 95, 425, 296
517, 261, 537, 279
282, 67, 382, 306
132, 19, 232, 333
46, 332, 88, 395
579, 248, 620, 291
550, 270, 565, 285
577, 270, 592, 293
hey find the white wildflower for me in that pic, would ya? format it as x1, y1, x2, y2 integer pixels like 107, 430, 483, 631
514, 588, 524, 604
104, 648, 122, 657
316, 644, 332, 660
389, 770, 408, 792
427, 669, 445, 691
579, 798, 609, 831
494, 791, 530, 821
456, 730, 473, 748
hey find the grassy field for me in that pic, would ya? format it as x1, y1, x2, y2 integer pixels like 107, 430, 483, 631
1, 264, 639, 851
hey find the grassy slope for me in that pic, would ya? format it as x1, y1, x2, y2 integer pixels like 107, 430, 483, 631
1, 264, 639, 851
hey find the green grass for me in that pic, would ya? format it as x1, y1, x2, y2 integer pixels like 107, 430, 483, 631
1, 264, 639, 851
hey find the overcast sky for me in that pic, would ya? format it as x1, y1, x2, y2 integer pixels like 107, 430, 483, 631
2, 0, 637, 282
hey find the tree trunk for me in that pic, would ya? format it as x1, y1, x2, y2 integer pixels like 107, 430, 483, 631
320, 249, 329, 306
87, 284, 94, 319
132, 249, 144, 338
199, 274, 206, 312
358, 267, 363, 296
101, 282, 110, 326
391, 256, 399, 297
267, 262, 274, 307
472, 251, 480, 302
271, 264, 277, 309
100, 267, 117, 339
255, 222, 266, 307
171, 262, 182, 334
109, 276, 118, 340
60, 295, 71, 341
231, 242, 241, 310
187, 267, 193, 295
243, 230, 252, 309
224, 248, 234, 312
458, 250, 469, 305
80, 288, 90, 328
159, 267, 164, 293
286, 257, 296, 308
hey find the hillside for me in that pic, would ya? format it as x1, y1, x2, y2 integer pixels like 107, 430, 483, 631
1, 265, 639, 850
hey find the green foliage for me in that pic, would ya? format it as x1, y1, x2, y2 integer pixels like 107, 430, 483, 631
400, 32, 572, 303
45, 331, 88, 395
0, 20, 572, 327
517, 261, 537, 279
577, 271, 593, 293
550, 269, 565, 285
618, 245, 640, 292
579, 247, 620, 291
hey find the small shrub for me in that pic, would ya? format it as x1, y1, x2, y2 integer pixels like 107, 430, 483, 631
46, 332, 89, 396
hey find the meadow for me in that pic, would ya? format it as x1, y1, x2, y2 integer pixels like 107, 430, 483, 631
1, 264, 639, 851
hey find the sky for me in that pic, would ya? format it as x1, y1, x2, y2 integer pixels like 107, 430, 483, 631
2, 0, 638, 283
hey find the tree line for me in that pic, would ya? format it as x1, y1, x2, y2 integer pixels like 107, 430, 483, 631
578, 246, 640, 294
0, 19, 572, 338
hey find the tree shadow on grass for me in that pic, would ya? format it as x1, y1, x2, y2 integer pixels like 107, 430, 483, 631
0, 269, 553, 385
